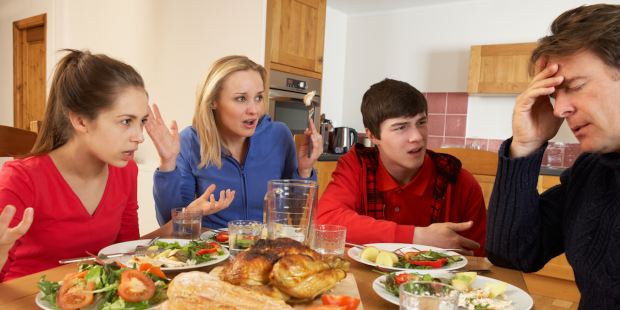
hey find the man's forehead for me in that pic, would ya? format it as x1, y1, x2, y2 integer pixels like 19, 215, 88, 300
383, 113, 427, 125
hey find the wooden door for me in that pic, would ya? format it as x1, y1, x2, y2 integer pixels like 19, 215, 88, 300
13, 14, 46, 131
269, 0, 326, 73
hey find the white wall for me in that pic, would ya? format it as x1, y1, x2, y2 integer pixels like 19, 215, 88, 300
328, 0, 620, 142
0, 0, 266, 167
320, 7, 348, 127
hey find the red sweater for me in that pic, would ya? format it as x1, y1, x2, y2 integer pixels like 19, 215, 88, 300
317, 146, 487, 256
0, 155, 140, 282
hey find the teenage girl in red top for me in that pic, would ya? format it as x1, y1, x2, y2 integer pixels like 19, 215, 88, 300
0, 50, 233, 282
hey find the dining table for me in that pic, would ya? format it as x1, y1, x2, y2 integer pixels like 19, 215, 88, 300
0, 229, 536, 310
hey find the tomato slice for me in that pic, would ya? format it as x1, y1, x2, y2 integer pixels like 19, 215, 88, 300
394, 273, 422, 286
57, 278, 95, 310
216, 231, 229, 242
322, 295, 361, 310
403, 251, 447, 269
118, 269, 156, 302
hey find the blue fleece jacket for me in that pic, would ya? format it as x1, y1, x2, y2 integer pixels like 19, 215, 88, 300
153, 115, 316, 229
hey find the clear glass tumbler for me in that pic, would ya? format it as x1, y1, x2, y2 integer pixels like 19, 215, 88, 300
312, 225, 346, 258
265, 180, 319, 245
228, 220, 264, 258
171, 208, 203, 239
399, 281, 460, 310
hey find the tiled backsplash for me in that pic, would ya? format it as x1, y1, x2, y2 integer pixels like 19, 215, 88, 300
425, 92, 582, 168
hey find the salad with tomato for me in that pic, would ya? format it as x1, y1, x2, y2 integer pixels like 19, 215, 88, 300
127, 240, 225, 269
395, 250, 463, 269
207, 231, 229, 246
37, 259, 168, 310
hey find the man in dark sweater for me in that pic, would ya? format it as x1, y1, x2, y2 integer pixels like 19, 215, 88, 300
486, 4, 620, 308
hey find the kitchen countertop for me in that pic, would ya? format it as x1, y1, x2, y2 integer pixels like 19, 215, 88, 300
540, 166, 566, 176
318, 153, 344, 161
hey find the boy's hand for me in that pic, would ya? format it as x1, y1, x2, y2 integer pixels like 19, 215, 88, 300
412, 221, 480, 256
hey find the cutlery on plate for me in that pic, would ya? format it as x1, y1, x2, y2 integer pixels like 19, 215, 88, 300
134, 236, 161, 253
345, 242, 365, 249
59, 249, 166, 264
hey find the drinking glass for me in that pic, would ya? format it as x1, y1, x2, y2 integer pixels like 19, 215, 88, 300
171, 208, 203, 239
312, 225, 346, 258
228, 220, 264, 258
265, 180, 319, 245
399, 281, 460, 310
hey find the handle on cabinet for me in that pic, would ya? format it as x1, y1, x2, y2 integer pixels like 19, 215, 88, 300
318, 56, 323, 64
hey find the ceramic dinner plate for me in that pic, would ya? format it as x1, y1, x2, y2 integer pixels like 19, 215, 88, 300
347, 243, 467, 272
35, 292, 161, 310
98, 238, 229, 271
373, 270, 534, 309
200, 230, 229, 248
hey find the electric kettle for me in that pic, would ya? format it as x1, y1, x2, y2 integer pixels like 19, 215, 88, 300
331, 127, 358, 154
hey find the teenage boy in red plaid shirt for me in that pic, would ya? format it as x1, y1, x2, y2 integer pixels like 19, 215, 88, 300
317, 79, 486, 256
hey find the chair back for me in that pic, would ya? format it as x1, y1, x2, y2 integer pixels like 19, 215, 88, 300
0, 125, 37, 157
431, 148, 498, 208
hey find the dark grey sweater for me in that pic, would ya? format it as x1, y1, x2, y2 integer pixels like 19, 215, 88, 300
486, 139, 620, 309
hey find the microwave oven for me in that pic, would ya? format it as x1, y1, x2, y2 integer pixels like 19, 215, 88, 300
267, 70, 321, 135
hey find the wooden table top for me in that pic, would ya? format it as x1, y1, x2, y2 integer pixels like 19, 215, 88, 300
0, 235, 535, 309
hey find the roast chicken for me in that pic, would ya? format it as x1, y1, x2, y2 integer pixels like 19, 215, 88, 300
219, 237, 350, 301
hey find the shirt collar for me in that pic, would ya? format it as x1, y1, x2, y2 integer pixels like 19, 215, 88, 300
376, 152, 432, 196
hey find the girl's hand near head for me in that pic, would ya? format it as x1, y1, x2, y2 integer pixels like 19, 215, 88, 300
0, 206, 33, 269
145, 103, 181, 172
297, 118, 323, 178
187, 184, 235, 216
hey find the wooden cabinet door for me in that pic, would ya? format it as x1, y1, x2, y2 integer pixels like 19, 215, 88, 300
467, 43, 536, 94
269, 0, 326, 73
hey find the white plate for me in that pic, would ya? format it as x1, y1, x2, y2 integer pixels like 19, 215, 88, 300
348, 243, 467, 272
99, 238, 229, 271
200, 231, 229, 248
35, 291, 160, 310
372, 271, 533, 309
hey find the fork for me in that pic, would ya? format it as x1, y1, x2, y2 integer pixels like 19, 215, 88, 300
134, 236, 161, 253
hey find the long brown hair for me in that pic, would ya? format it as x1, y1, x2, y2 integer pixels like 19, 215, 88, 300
26, 49, 145, 157
529, 4, 620, 76
192, 55, 266, 169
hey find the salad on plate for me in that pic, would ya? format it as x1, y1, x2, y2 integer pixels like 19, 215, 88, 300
375, 270, 514, 310
360, 245, 463, 269
127, 239, 225, 269
37, 257, 168, 310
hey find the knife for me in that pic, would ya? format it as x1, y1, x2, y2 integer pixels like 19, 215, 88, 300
59, 249, 166, 264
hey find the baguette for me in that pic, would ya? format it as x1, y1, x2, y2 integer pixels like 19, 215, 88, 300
157, 271, 293, 310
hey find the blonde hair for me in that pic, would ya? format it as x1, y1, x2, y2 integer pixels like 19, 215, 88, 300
193, 55, 267, 169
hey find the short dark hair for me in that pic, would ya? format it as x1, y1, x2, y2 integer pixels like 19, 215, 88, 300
529, 4, 620, 76
361, 78, 427, 139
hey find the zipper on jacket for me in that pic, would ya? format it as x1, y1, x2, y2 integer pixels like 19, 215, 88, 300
240, 164, 247, 219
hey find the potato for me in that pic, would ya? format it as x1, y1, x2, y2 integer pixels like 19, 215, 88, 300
454, 271, 477, 284
147, 245, 159, 251
484, 282, 508, 298
360, 246, 380, 262
375, 251, 394, 267
451, 279, 471, 292
156, 249, 172, 259
387, 251, 398, 264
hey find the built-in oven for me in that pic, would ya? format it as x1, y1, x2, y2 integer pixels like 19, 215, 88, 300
267, 70, 321, 136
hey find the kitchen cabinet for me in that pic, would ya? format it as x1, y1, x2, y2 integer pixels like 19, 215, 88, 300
265, 0, 326, 77
467, 42, 537, 94
313, 161, 337, 199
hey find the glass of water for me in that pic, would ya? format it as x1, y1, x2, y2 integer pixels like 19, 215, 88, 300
228, 220, 264, 258
312, 225, 346, 258
399, 281, 460, 310
171, 208, 203, 239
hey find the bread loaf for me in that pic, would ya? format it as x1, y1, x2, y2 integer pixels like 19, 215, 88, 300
156, 271, 294, 310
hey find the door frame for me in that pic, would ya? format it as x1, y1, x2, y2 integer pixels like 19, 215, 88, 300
13, 13, 47, 129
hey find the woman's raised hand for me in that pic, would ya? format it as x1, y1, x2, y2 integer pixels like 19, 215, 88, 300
297, 118, 323, 178
145, 104, 181, 171
187, 184, 235, 216
0, 206, 33, 269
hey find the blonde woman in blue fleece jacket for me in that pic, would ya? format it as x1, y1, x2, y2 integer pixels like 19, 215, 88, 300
146, 55, 322, 228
